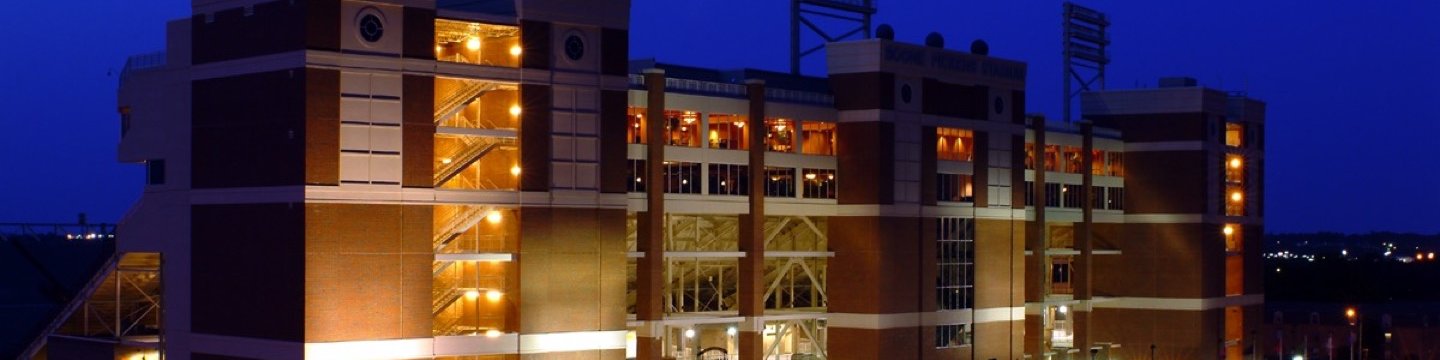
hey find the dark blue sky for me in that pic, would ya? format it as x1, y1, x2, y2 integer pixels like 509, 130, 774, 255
1, 1, 1436, 233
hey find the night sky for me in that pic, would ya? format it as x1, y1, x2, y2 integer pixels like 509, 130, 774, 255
1, 1, 1436, 234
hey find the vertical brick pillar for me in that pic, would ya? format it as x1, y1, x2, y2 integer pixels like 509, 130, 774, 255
635, 69, 666, 360
738, 79, 767, 360
1025, 115, 1048, 357
1075, 120, 1095, 350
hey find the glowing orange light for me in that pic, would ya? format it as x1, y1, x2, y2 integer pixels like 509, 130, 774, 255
1229, 157, 1242, 169
1223, 225, 1235, 236
510, 165, 521, 176
486, 210, 503, 224
509, 45, 522, 56
465, 289, 481, 300
485, 329, 503, 338
509, 104, 522, 117
466, 37, 481, 51
485, 289, 503, 301
1230, 191, 1243, 202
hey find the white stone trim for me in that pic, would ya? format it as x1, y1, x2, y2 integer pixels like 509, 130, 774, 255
305, 338, 433, 360
518, 330, 628, 354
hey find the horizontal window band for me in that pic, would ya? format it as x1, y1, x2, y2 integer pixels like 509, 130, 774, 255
339, 93, 402, 101
340, 150, 402, 155
341, 121, 402, 127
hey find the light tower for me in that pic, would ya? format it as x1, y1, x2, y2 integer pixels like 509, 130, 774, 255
1062, 2, 1110, 122
790, 0, 877, 75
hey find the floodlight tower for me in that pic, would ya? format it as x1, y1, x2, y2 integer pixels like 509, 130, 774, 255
790, 0, 877, 75
1062, 2, 1110, 122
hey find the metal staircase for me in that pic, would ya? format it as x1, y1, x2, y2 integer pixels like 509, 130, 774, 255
434, 81, 502, 126
19, 254, 118, 359
433, 137, 513, 188
432, 205, 489, 252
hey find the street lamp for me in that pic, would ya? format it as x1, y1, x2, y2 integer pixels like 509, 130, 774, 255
1346, 307, 1361, 360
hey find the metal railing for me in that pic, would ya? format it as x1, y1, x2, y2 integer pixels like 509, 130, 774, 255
119, 51, 166, 87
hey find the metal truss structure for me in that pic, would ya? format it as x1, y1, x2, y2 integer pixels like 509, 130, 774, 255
790, 0, 876, 75
1062, 2, 1110, 123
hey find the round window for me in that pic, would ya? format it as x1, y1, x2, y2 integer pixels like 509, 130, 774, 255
900, 84, 913, 104
564, 34, 586, 61
358, 14, 384, 43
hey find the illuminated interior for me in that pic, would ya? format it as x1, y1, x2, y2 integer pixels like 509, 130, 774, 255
1105, 152, 1124, 176
1225, 185, 1245, 216
434, 19, 521, 67
664, 110, 702, 147
765, 118, 795, 152
801, 168, 836, 199
800, 121, 836, 155
627, 107, 647, 144
1024, 143, 1036, 169
1224, 224, 1244, 296
1063, 146, 1084, 173
1043, 145, 1060, 172
1226, 155, 1244, 184
434, 135, 519, 190
434, 78, 520, 129
708, 113, 748, 150
1225, 122, 1244, 147
936, 127, 974, 161
432, 205, 517, 336
936, 173, 974, 202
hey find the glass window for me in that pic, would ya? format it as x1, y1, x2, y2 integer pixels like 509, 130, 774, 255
626, 159, 646, 192
1225, 186, 1244, 216
1225, 122, 1244, 147
435, 78, 519, 129
1226, 155, 1244, 184
800, 121, 837, 155
1106, 152, 1124, 177
801, 168, 836, 199
1091, 150, 1106, 175
766, 118, 796, 153
663, 162, 702, 194
1051, 260, 1072, 294
937, 218, 974, 311
146, 159, 165, 185
1061, 184, 1082, 208
936, 173, 974, 202
937, 128, 974, 161
764, 167, 796, 197
1024, 181, 1035, 206
1043, 145, 1060, 172
707, 113, 747, 150
1063, 147, 1083, 173
435, 19, 521, 67
1024, 143, 1036, 170
936, 324, 972, 348
1106, 187, 1124, 210
627, 107, 646, 144
664, 110, 701, 147
1044, 183, 1061, 207
708, 163, 749, 196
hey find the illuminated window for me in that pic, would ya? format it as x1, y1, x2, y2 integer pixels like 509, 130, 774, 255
1225, 155, 1244, 184
707, 113, 747, 150
800, 121, 837, 155
434, 78, 519, 129
1225, 186, 1245, 216
1090, 150, 1106, 175
936, 173, 974, 202
627, 107, 646, 144
936, 324, 972, 348
766, 118, 795, 153
936, 217, 974, 311
1106, 152, 1124, 177
1225, 122, 1244, 147
434, 136, 519, 190
1050, 259, 1072, 294
801, 168, 836, 199
435, 19, 521, 68
936, 128, 974, 161
764, 167, 796, 197
664, 162, 702, 194
708, 163, 749, 196
1024, 143, 1036, 170
1043, 145, 1060, 172
664, 110, 701, 147
1225, 224, 1244, 296
1063, 147, 1083, 173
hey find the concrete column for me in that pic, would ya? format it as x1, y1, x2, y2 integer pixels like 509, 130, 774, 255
738, 79, 766, 360
636, 69, 666, 360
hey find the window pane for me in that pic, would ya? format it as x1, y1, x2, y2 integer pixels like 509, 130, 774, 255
766, 118, 795, 152
663, 162, 701, 194
937, 128, 974, 161
801, 168, 836, 199
707, 114, 747, 150
627, 107, 646, 144
435, 19, 521, 68
764, 167, 796, 197
664, 110, 701, 147
707, 163, 749, 196
800, 121, 836, 155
